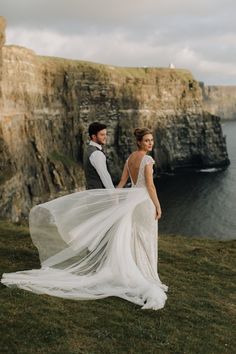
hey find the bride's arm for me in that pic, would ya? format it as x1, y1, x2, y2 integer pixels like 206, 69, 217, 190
116, 161, 129, 188
145, 164, 162, 219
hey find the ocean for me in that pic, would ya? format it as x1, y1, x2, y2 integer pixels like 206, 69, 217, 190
157, 120, 236, 240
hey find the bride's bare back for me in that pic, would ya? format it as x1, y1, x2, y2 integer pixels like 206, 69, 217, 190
127, 152, 146, 185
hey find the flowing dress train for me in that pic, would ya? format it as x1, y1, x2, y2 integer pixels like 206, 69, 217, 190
1, 155, 168, 310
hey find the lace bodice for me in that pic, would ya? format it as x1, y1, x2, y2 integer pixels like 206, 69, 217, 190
128, 155, 155, 188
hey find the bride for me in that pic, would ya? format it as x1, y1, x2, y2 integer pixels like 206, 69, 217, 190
1, 128, 168, 310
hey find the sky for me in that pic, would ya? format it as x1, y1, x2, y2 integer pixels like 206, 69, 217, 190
1, 0, 236, 85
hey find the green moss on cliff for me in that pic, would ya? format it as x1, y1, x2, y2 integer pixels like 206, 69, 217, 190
0, 171, 13, 185
48, 150, 78, 168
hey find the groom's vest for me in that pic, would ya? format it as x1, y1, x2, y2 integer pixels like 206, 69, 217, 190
83, 145, 105, 189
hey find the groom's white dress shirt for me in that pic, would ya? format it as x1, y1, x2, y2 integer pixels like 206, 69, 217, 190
89, 141, 114, 189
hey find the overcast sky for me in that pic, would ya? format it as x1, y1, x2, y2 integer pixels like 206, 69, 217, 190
1, 0, 236, 85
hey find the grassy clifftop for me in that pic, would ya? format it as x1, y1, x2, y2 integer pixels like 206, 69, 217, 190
0, 220, 235, 353
38, 53, 193, 79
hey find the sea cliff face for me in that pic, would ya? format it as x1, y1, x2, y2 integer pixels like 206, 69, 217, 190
0, 18, 229, 221
201, 83, 236, 120
0, 17, 5, 80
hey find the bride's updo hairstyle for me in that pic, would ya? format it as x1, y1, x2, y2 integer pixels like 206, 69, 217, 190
134, 127, 153, 147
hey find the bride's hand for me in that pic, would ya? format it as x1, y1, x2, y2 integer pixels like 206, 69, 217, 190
156, 207, 162, 220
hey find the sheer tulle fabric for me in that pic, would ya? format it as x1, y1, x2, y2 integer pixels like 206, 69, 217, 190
2, 156, 168, 310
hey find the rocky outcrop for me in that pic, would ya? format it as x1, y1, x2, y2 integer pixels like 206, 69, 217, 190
201, 83, 236, 120
0, 17, 6, 80
0, 18, 230, 221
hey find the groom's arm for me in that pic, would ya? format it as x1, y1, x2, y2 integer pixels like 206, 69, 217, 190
89, 151, 115, 189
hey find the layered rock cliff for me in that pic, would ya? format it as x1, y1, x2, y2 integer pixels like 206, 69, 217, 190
0, 17, 5, 79
201, 83, 236, 120
0, 18, 229, 221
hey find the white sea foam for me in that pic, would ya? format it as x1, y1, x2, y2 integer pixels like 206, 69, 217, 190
199, 168, 222, 173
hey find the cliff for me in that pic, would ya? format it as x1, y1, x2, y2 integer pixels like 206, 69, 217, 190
0, 17, 6, 78
201, 83, 236, 120
0, 18, 229, 221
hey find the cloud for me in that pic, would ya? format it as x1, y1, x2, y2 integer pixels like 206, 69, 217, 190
2, 0, 235, 33
1, 0, 236, 84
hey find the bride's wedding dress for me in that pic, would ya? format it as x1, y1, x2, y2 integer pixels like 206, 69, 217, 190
1, 155, 167, 310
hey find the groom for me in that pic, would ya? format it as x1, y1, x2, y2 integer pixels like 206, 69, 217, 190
84, 122, 114, 189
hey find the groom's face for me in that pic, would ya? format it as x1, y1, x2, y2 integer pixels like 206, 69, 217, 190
92, 129, 107, 145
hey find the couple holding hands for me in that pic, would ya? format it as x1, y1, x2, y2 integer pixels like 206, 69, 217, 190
2, 122, 168, 311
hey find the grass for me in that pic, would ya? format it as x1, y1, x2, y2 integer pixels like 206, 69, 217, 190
36, 52, 194, 82
0, 220, 235, 354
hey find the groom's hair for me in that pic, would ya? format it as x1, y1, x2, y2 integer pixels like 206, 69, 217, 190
89, 122, 107, 138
